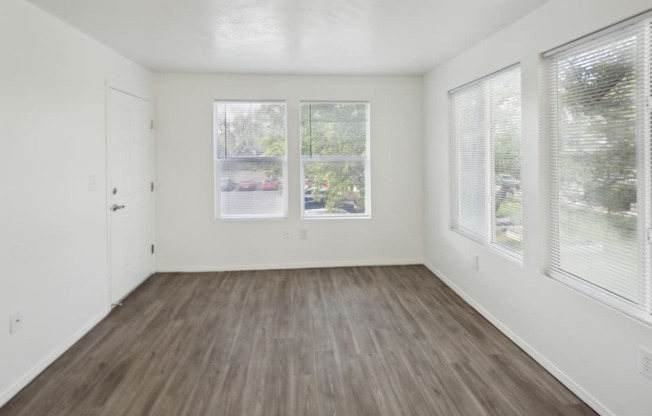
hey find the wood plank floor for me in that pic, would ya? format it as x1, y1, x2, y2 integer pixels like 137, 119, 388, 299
1, 266, 597, 416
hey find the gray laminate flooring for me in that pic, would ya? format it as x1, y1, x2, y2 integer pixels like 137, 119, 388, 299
0, 265, 597, 415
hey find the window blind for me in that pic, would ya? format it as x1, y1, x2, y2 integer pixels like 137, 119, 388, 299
214, 101, 287, 219
301, 102, 370, 217
545, 12, 652, 323
450, 65, 522, 257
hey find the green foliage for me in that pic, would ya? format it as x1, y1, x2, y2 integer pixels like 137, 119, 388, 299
584, 182, 636, 212
557, 40, 638, 214
301, 103, 367, 157
302, 103, 368, 213
217, 102, 286, 179
491, 76, 521, 215
491, 77, 521, 184
496, 194, 522, 223
562, 204, 636, 241
304, 161, 365, 213
217, 102, 368, 213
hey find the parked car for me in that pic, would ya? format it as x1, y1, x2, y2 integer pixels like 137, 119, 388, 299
236, 180, 258, 191
220, 178, 236, 191
335, 200, 360, 213
261, 178, 279, 191
304, 188, 328, 209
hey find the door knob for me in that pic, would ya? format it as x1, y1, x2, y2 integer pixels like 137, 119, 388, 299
111, 204, 125, 211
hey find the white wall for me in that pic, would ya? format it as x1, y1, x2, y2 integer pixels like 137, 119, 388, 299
154, 74, 423, 271
0, 0, 152, 406
9, 0, 650, 413
424, 1, 652, 415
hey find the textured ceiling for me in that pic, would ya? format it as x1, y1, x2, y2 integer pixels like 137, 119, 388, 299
27, 0, 551, 75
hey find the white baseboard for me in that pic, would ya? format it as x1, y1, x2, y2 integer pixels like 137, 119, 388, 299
156, 258, 424, 273
422, 261, 613, 416
2, 263, 609, 415
0, 308, 110, 408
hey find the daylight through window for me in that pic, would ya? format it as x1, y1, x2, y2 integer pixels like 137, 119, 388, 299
450, 65, 522, 258
214, 101, 287, 219
301, 102, 371, 217
545, 13, 652, 323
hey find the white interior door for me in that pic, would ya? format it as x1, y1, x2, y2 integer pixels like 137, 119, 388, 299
108, 88, 154, 305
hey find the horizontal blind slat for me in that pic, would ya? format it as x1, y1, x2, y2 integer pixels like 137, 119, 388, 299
215, 101, 288, 219
300, 102, 370, 217
546, 15, 652, 321
450, 65, 522, 257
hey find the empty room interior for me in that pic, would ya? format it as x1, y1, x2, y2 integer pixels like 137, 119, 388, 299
2, 0, 652, 415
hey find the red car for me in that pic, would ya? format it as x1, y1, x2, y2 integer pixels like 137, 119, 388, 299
261, 179, 279, 191
236, 180, 258, 191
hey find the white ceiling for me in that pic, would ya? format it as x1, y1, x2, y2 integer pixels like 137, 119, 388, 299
27, 0, 551, 75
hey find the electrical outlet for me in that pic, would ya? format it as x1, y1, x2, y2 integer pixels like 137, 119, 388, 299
283, 228, 290, 239
640, 346, 652, 381
471, 254, 479, 271
300, 228, 308, 240
10, 310, 23, 334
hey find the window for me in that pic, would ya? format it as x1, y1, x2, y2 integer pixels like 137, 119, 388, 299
450, 65, 522, 258
301, 102, 370, 217
545, 12, 652, 323
214, 101, 287, 219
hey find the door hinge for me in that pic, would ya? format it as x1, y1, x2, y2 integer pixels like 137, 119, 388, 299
151, 244, 155, 254
151, 182, 155, 192
150, 119, 154, 130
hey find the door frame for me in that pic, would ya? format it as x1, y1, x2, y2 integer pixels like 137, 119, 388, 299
105, 82, 156, 308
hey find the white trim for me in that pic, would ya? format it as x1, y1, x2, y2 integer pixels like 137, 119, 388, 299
217, 156, 286, 162
422, 261, 614, 416
449, 65, 523, 263
111, 273, 154, 307
156, 258, 424, 273
543, 19, 652, 326
302, 213, 371, 220
0, 309, 110, 408
448, 62, 521, 94
299, 101, 371, 219
0, 262, 612, 416
550, 270, 652, 327
214, 101, 289, 220
104, 79, 112, 308
106, 84, 156, 306
543, 9, 652, 58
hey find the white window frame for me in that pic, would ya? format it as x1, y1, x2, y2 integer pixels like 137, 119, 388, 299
300, 101, 371, 219
449, 64, 523, 260
213, 100, 288, 220
543, 11, 652, 325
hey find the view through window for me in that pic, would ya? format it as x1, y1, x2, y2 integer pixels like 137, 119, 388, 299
301, 102, 371, 217
545, 14, 652, 322
214, 101, 287, 219
450, 65, 522, 257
